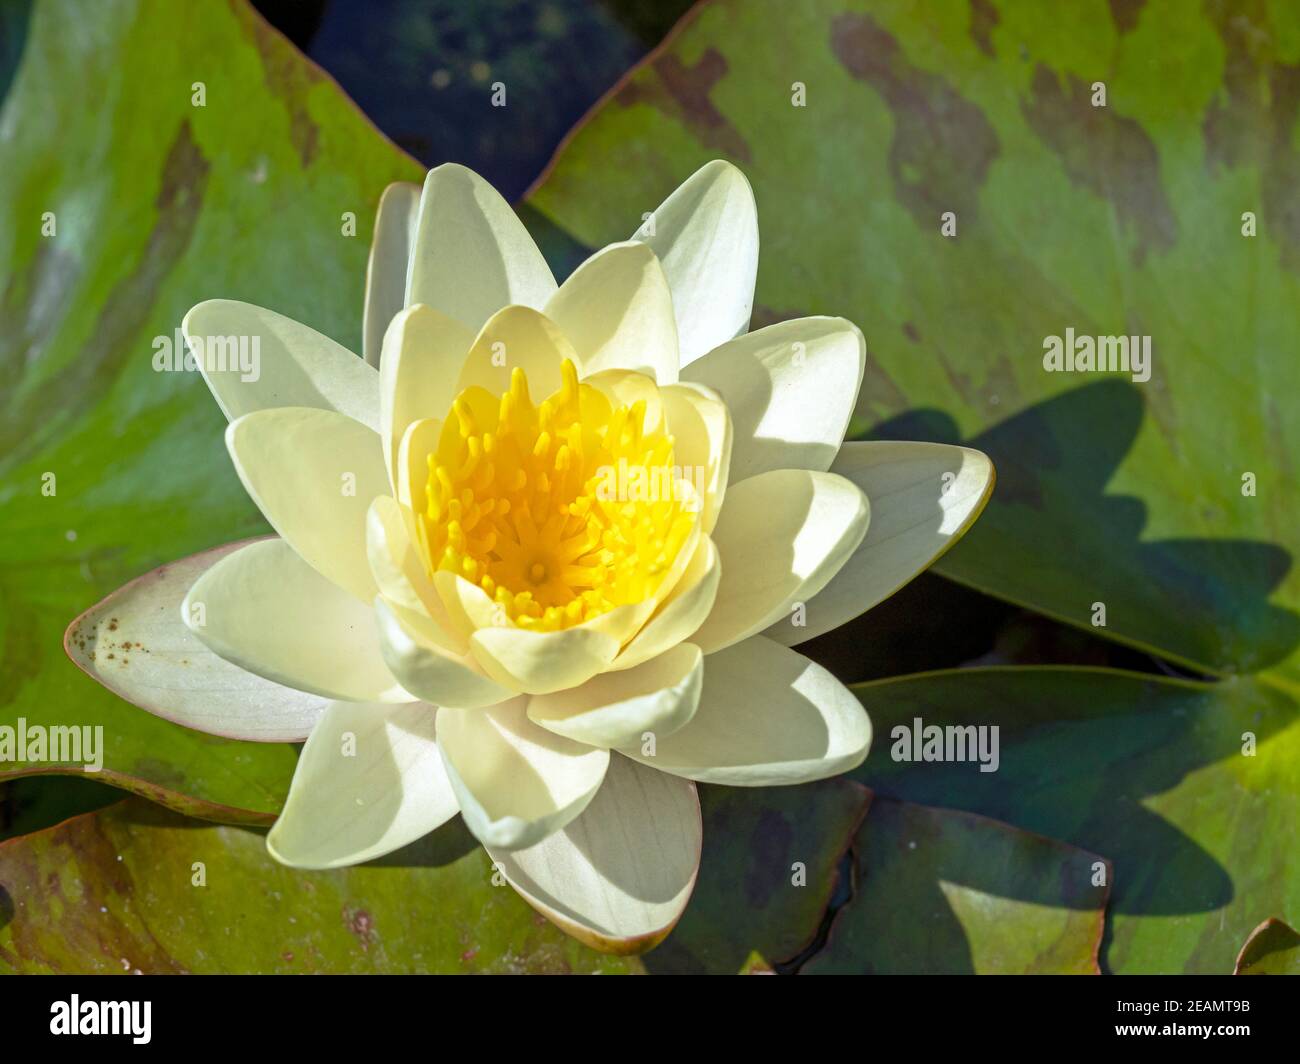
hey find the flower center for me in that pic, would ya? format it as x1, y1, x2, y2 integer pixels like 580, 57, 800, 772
422, 359, 697, 632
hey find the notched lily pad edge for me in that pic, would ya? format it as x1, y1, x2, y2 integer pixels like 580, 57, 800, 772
813, 792, 1115, 975
773, 779, 872, 974
0, 765, 279, 828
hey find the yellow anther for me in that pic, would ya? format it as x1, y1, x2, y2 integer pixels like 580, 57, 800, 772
420, 359, 697, 631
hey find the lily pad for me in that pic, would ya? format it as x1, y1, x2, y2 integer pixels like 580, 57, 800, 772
850, 666, 1300, 973
0, 0, 419, 811
1234, 918, 1300, 975
525, 0, 1300, 684
0, 783, 866, 973
0, 799, 637, 973
646, 777, 869, 973
804, 795, 1109, 974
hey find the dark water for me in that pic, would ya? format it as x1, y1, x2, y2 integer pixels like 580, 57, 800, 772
254, 0, 693, 199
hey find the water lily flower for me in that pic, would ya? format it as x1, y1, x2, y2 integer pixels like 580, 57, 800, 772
66, 160, 994, 954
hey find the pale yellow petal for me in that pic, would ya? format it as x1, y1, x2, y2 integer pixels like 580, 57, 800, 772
267, 700, 457, 869
363, 180, 421, 367
225, 407, 389, 601
765, 442, 995, 645
182, 538, 406, 703
619, 636, 871, 785
683, 317, 864, 483
527, 643, 702, 748
437, 698, 609, 850
379, 303, 474, 486
544, 241, 678, 383
632, 159, 758, 366
691, 469, 869, 654
406, 162, 556, 331
486, 754, 700, 954
183, 299, 380, 431
375, 596, 517, 708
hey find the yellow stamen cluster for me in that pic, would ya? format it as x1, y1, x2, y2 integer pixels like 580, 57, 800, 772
422, 359, 696, 632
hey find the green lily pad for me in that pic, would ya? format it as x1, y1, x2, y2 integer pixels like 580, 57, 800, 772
0, 799, 638, 973
0, 783, 866, 972
646, 778, 869, 973
849, 666, 1300, 973
804, 795, 1109, 974
525, 0, 1300, 684
1234, 918, 1300, 975
0, 0, 419, 811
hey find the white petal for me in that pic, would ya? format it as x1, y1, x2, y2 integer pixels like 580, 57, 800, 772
683, 317, 865, 483
583, 367, 665, 435
226, 407, 388, 601
619, 636, 871, 785
544, 241, 678, 383
469, 621, 622, 695
633, 159, 758, 366
365, 495, 442, 620
375, 597, 515, 709
437, 698, 609, 850
434, 570, 503, 637
765, 442, 995, 645
691, 469, 869, 654
406, 162, 556, 332
63, 540, 329, 742
266, 700, 457, 869
181, 538, 406, 703
183, 299, 379, 431
454, 304, 575, 403
395, 417, 443, 514
487, 754, 700, 954
660, 381, 731, 532
378, 304, 473, 486
527, 643, 703, 748
613, 536, 720, 671
363, 180, 421, 367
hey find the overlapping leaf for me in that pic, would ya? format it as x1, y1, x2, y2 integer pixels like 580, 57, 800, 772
525, 0, 1300, 685
850, 666, 1300, 973
0, 0, 419, 811
0, 782, 863, 973
1234, 918, 1300, 975
805, 795, 1109, 974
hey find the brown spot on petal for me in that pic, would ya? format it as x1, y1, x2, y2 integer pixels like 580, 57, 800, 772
832, 13, 1000, 228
